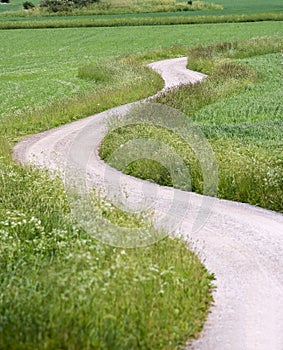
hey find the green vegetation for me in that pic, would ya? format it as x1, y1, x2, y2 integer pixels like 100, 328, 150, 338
2, 57, 163, 141
0, 0, 223, 16
1, 0, 282, 16
0, 0, 223, 14
1, 21, 282, 141
0, 12, 282, 29
39, 0, 223, 14
0, 21, 282, 349
23, 0, 36, 9
40, 0, 99, 13
100, 37, 283, 212
0, 44, 213, 346
209, 0, 283, 15
0, 152, 214, 349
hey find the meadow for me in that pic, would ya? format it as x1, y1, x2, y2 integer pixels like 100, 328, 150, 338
0, 19, 282, 349
1, 21, 282, 138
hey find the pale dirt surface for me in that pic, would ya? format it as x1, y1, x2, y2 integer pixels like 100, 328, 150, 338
14, 57, 283, 350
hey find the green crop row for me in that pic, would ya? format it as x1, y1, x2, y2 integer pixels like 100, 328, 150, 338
0, 12, 282, 29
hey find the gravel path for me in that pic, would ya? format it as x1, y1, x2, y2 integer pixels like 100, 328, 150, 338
14, 57, 283, 350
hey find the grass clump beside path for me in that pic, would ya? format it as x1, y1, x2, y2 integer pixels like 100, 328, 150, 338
100, 37, 283, 212
2, 57, 163, 141
0, 148, 214, 349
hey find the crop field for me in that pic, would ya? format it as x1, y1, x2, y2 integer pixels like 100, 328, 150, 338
1, 21, 282, 136
0, 12, 282, 350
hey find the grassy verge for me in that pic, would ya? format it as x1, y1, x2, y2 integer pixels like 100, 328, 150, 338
100, 37, 283, 212
1, 22, 282, 142
0, 148, 214, 349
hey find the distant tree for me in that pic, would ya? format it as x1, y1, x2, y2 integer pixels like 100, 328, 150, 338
40, 0, 73, 12
1, 0, 10, 4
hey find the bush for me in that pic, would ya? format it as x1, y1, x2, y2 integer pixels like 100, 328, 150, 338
0, 0, 10, 3
40, 0, 73, 12
23, 1, 35, 9
40, 0, 99, 12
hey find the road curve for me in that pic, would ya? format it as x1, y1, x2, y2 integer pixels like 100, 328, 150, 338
14, 57, 283, 350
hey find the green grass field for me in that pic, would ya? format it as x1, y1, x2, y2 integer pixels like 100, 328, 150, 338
0, 16, 283, 349
1, 21, 282, 136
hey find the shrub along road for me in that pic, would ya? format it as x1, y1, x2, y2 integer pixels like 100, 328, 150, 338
14, 57, 283, 350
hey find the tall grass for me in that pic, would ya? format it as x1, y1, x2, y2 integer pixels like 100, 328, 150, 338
186, 36, 283, 73
0, 151, 214, 349
0, 12, 282, 29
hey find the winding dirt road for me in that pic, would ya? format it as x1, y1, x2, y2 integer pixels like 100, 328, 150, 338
14, 58, 283, 350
